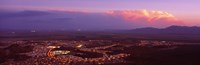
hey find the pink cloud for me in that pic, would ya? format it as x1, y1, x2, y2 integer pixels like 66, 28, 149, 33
106, 10, 184, 27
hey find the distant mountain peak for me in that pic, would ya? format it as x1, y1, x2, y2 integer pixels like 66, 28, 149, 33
130, 25, 200, 34
167, 25, 200, 29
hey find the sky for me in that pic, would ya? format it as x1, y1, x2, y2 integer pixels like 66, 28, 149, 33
0, 0, 200, 30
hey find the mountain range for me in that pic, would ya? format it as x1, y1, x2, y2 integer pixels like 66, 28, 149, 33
130, 25, 200, 35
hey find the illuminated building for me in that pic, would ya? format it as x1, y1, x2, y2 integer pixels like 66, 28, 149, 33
47, 46, 61, 49
51, 50, 70, 55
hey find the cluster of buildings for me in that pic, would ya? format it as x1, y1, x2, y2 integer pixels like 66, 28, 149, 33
1, 40, 131, 65
136, 40, 175, 47
1, 39, 180, 65
46, 42, 130, 64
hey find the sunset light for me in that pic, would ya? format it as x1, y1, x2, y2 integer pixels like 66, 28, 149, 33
0, 0, 200, 65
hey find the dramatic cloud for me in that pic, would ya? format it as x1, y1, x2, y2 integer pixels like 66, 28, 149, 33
0, 10, 184, 31
106, 10, 176, 22
106, 10, 183, 27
